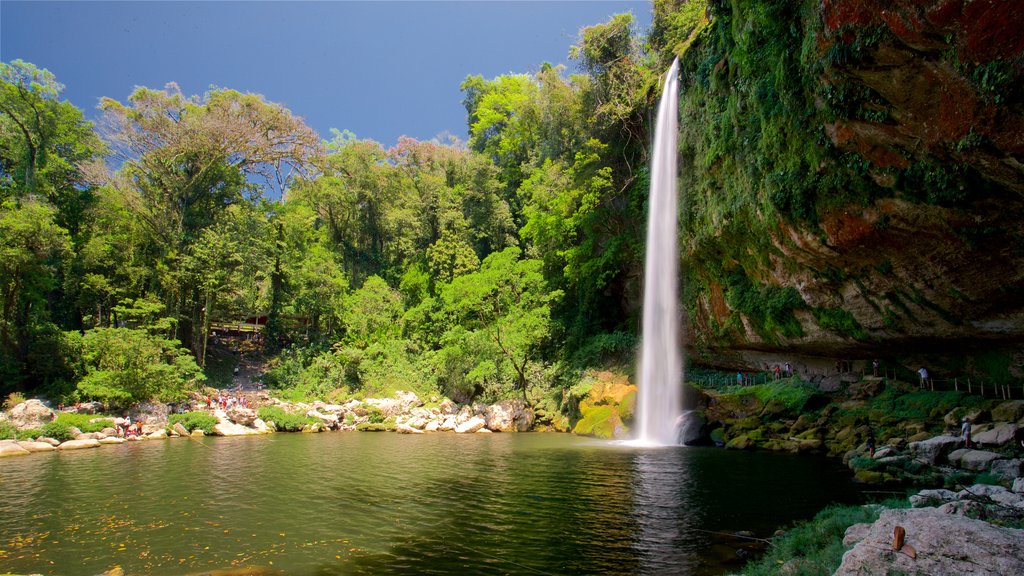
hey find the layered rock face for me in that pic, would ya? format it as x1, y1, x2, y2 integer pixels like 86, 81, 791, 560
679, 0, 1024, 371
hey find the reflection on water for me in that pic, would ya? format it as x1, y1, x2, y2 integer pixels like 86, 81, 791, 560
632, 448, 696, 574
0, 433, 862, 575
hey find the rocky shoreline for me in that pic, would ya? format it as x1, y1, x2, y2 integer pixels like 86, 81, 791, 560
0, 391, 538, 458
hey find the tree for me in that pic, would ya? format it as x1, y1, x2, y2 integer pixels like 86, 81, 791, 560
93, 84, 322, 355
0, 199, 71, 389
0, 60, 102, 230
438, 247, 561, 400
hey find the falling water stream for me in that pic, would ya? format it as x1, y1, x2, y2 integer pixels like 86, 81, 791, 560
636, 58, 682, 446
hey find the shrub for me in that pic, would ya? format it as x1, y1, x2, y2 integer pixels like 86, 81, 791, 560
41, 421, 75, 442
257, 406, 314, 432
366, 407, 385, 424
0, 420, 16, 439
3, 391, 26, 410
16, 427, 43, 440
75, 327, 204, 408
54, 413, 114, 433
738, 499, 909, 576
168, 411, 218, 435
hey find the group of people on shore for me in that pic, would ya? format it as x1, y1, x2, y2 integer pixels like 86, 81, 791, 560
204, 392, 252, 411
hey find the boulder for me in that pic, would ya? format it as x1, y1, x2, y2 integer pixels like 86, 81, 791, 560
212, 420, 257, 436
476, 428, 493, 434
37, 437, 60, 446
99, 436, 125, 445
394, 390, 422, 411
973, 423, 1018, 446
957, 483, 1012, 500
1014, 477, 1024, 494
438, 416, 457, 432
992, 400, 1024, 423
227, 406, 257, 427
146, 428, 168, 440
959, 449, 1004, 472
172, 422, 190, 437
947, 448, 970, 467
17, 441, 56, 453
836, 507, 1024, 576
676, 410, 706, 445
424, 420, 440, 432
455, 416, 486, 434
71, 401, 103, 414
907, 435, 962, 465
58, 439, 101, 450
396, 423, 425, 434
484, 399, 535, 432
909, 489, 958, 508
9, 399, 55, 429
253, 419, 272, 434
191, 429, 206, 437
101, 427, 118, 437
0, 441, 31, 457
438, 398, 458, 415
991, 459, 1023, 482
306, 410, 339, 429
75, 432, 103, 441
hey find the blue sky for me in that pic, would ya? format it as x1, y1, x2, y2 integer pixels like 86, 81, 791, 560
1, 1, 652, 147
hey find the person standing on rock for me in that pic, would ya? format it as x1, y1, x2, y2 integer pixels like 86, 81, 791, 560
872, 359, 879, 377
784, 362, 792, 378
867, 431, 876, 458
961, 417, 972, 448
918, 367, 929, 388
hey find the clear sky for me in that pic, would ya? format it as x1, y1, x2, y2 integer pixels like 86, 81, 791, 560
1, 0, 652, 147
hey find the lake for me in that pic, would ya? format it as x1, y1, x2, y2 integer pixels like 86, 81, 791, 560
0, 432, 864, 575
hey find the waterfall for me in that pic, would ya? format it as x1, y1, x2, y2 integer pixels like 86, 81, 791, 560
635, 58, 682, 446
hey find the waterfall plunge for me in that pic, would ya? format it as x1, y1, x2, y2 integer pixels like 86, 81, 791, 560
635, 58, 682, 446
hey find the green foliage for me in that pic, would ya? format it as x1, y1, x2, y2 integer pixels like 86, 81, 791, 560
74, 327, 203, 407
724, 380, 818, 413
3, 392, 26, 410
0, 420, 16, 439
256, 405, 314, 432
168, 411, 218, 435
811, 307, 868, 339
40, 420, 73, 441
737, 500, 909, 576
53, 412, 114, 433
723, 270, 805, 340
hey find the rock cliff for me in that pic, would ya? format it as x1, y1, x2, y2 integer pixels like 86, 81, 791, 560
667, 0, 1024, 375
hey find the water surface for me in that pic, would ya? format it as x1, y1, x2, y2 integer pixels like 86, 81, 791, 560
1, 433, 863, 575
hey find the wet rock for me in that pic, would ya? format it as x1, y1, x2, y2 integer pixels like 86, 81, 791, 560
9, 399, 55, 429
17, 440, 56, 453
455, 416, 486, 434
396, 423, 425, 434
58, 439, 101, 450
37, 437, 60, 446
677, 410, 706, 445
484, 399, 534, 432
0, 441, 31, 457
99, 437, 125, 445
172, 422, 190, 437
476, 428, 493, 434
907, 435, 961, 465
146, 428, 168, 440
252, 419, 271, 434
306, 410, 339, 429
836, 507, 1024, 576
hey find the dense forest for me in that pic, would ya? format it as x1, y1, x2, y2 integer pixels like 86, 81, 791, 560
3, 0, 1022, 408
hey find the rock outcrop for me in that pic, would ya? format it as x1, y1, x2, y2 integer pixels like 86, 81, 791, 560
9, 400, 55, 429
837, 507, 1024, 575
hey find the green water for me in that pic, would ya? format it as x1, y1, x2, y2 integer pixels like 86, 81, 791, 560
1, 433, 863, 575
